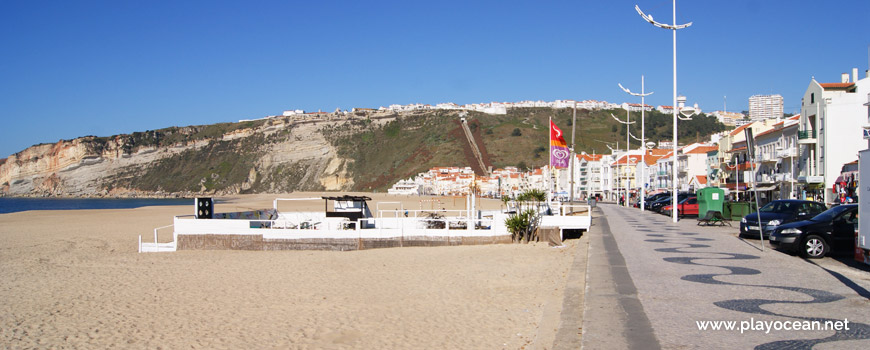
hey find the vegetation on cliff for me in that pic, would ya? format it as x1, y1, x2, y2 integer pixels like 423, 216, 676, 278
326, 108, 726, 191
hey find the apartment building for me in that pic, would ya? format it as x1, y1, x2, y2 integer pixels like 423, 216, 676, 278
798, 68, 870, 204
749, 94, 784, 121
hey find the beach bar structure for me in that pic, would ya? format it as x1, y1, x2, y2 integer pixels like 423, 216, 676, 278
139, 196, 591, 252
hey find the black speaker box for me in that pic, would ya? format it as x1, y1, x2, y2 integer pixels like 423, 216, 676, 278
195, 198, 213, 219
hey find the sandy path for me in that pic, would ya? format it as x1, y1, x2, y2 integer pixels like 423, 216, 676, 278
0, 194, 577, 349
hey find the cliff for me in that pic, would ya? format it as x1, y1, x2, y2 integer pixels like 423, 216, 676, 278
0, 114, 358, 197
0, 108, 727, 197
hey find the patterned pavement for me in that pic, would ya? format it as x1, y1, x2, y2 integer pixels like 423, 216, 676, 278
584, 204, 870, 349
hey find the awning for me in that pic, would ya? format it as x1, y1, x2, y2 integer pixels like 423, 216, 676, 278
753, 185, 778, 191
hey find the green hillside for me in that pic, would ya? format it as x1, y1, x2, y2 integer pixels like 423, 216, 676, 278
328, 108, 727, 191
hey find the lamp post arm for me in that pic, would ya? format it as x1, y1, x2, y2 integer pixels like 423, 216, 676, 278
610, 113, 636, 124
618, 83, 654, 97
636, 5, 692, 29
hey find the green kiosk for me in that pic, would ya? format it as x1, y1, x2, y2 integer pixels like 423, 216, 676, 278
697, 187, 725, 218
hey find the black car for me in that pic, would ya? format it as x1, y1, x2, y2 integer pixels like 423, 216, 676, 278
739, 200, 827, 239
648, 196, 672, 213
643, 192, 671, 210
770, 204, 858, 258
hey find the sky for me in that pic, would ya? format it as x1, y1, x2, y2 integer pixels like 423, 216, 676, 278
2, 0, 869, 157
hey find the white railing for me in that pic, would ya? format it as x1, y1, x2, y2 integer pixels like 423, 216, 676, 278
139, 224, 175, 253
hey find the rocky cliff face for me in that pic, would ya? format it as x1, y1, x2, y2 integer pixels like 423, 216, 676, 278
0, 115, 359, 197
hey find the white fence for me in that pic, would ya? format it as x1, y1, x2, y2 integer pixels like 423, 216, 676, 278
166, 212, 508, 242
139, 225, 176, 253
141, 203, 592, 253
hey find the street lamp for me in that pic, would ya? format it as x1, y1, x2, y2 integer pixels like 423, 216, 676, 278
606, 143, 619, 204
611, 113, 636, 207
619, 78, 653, 212
635, 1, 692, 222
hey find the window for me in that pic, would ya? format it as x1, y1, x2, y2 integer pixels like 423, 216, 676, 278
811, 93, 815, 104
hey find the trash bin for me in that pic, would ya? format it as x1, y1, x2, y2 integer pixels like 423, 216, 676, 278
728, 201, 758, 221
697, 187, 725, 219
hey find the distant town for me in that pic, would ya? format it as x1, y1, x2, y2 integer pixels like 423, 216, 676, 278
385, 67, 870, 207
249, 96, 756, 127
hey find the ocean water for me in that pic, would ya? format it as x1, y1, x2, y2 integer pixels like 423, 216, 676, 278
0, 197, 192, 214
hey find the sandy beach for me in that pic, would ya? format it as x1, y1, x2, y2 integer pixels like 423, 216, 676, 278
0, 193, 579, 349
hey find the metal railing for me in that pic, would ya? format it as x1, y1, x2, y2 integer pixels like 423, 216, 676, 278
798, 130, 816, 139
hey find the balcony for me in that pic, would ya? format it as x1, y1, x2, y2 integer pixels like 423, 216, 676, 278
776, 149, 797, 158
798, 130, 817, 144
757, 174, 773, 183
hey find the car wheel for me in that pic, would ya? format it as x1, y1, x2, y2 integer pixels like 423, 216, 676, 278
800, 235, 828, 259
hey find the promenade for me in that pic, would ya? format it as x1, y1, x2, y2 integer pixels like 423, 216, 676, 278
568, 203, 870, 349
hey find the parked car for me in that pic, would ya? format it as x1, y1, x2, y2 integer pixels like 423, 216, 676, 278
648, 196, 672, 213
769, 204, 858, 258
662, 197, 698, 217
653, 193, 693, 214
643, 192, 671, 210
739, 200, 827, 239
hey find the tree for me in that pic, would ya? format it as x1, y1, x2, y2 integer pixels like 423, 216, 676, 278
504, 189, 547, 242
517, 161, 529, 172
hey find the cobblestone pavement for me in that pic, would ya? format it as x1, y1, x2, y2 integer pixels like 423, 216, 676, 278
588, 204, 870, 350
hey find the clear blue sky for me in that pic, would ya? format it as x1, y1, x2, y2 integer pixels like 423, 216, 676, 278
2, 0, 869, 157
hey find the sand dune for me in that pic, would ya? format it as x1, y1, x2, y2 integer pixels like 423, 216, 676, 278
0, 194, 577, 349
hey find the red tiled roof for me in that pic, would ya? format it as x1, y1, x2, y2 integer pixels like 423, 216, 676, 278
820, 83, 855, 89
644, 155, 663, 165
686, 146, 718, 154
695, 175, 707, 185
754, 128, 777, 138
729, 123, 752, 136
612, 154, 644, 166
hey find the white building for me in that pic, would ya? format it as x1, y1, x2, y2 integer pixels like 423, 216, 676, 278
709, 110, 745, 126
750, 115, 800, 199
387, 179, 423, 195
798, 67, 870, 204
749, 94, 784, 121
570, 153, 609, 199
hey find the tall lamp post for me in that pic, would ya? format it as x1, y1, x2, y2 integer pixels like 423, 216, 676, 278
619, 78, 654, 212
635, 1, 692, 222
611, 113, 636, 207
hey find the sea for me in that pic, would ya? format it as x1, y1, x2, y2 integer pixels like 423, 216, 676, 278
0, 197, 192, 214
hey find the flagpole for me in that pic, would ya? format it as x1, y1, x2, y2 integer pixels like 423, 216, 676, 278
548, 116, 553, 205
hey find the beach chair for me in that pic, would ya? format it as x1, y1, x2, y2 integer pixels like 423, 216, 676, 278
697, 210, 731, 227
